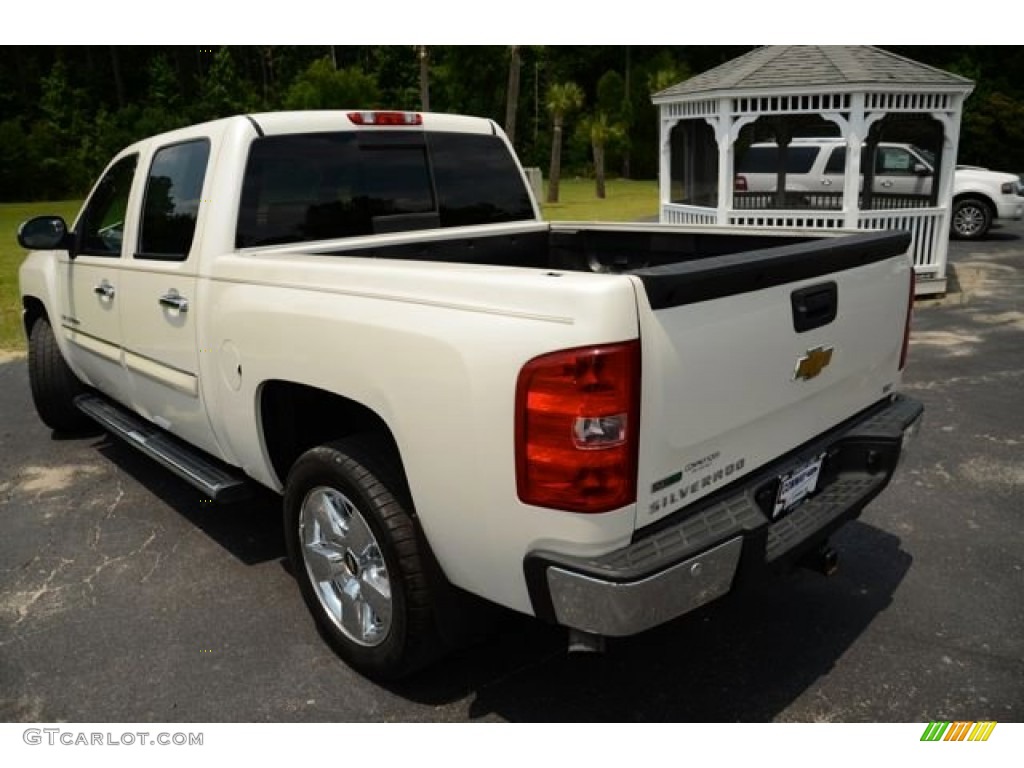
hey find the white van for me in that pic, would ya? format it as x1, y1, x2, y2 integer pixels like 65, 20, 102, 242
734, 138, 1023, 240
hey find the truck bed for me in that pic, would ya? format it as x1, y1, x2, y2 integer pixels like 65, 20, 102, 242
285, 220, 903, 286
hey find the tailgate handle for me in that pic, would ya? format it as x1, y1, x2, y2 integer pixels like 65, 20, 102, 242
791, 282, 837, 333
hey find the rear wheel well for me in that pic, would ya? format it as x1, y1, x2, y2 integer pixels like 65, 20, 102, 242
260, 380, 498, 649
259, 380, 403, 488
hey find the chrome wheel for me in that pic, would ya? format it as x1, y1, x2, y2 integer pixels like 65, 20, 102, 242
299, 486, 392, 647
952, 199, 990, 240
285, 438, 443, 678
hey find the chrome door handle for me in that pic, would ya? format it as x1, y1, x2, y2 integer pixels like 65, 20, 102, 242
881, 180, 894, 188
821, 179, 832, 186
158, 292, 189, 312
93, 281, 115, 299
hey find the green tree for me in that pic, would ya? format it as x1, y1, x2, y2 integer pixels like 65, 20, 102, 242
284, 57, 380, 110
146, 54, 181, 111
649, 66, 686, 96
597, 70, 625, 116
431, 46, 506, 119
0, 118, 32, 199
581, 112, 623, 199
34, 59, 92, 196
197, 47, 256, 120
546, 81, 584, 203
595, 70, 627, 177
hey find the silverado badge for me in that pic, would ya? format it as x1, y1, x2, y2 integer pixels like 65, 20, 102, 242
794, 345, 834, 381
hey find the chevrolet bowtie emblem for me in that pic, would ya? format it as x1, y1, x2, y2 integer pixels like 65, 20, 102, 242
794, 345, 834, 381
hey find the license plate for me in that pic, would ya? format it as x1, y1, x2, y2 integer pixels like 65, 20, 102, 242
772, 454, 825, 519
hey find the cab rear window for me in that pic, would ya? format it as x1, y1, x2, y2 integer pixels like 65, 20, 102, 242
236, 131, 533, 248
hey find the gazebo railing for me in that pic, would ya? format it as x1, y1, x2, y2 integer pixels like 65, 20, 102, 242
856, 207, 946, 272
733, 191, 933, 211
660, 201, 949, 293
662, 205, 718, 225
727, 211, 846, 229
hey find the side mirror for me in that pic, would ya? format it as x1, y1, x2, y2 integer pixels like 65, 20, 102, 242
913, 163, 932, 177
17, 216, 71, 251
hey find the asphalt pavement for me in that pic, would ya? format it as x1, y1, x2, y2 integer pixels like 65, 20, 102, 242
1, 222, 1022, 722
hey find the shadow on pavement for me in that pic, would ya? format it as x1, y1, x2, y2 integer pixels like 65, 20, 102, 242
75, 426, 915, 721
91, 436, 286, 566
390, 520, 912, 721
977, 228, 1021, 243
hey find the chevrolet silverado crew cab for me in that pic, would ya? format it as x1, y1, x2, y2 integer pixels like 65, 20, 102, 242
18, 111, 923, 679
735, 137, 1024, 240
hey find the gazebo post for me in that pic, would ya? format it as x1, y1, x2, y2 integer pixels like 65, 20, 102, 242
837, 95, 865, 228
772, 121, 792, 210
658, 118, 677, 212
931, 96, 965, 293
831, 95, 885, 227
862, 135, 879, 212
714, 101, 735, 225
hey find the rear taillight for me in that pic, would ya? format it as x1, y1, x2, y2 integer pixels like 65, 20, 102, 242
515, 341, 640, 513
347, 111, 423, 126
734, 175, 748, 192
899, 265, 915, 371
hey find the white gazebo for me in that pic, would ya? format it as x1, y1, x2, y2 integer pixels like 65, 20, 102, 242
653, 46, 975, 295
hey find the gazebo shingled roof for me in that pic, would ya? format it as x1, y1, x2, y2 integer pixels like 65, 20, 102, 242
653, 46, 972, 100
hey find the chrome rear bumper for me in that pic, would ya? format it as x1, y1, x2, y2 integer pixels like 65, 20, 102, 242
525, 395, 924, 636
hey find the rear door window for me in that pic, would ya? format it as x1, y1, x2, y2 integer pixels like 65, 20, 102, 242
137, 139, 211, 261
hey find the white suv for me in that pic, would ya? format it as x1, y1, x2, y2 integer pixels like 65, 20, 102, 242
735, 138, 1024, 240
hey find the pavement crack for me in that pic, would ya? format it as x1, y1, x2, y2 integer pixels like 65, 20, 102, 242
5, 556, 75, 628
82, 530, 160, 596
140, 550, 164, 584
91, 479, 126, 550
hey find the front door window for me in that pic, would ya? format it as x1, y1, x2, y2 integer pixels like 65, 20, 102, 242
78, 155, 138, 257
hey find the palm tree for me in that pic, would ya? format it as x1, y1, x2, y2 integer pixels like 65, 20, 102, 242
649, 67, 685, 97
583, 113, 622, 199
546, 81, 584, 204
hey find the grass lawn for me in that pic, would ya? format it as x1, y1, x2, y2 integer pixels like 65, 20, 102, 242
0, 201, 81, 351
541, 178, 658, 222
0, 180, 657, 352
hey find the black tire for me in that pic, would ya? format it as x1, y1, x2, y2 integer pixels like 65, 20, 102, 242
951, 197, 992, 240
27, 315, 92, 433
283, 436, 441, 679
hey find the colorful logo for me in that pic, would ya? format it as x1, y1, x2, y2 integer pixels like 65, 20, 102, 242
921, 721, 997, 742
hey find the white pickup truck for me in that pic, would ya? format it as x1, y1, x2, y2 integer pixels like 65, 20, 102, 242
18, 110, 923, 679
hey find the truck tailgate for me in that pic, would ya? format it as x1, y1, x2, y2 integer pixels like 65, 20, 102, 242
631, 231, 912, 529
